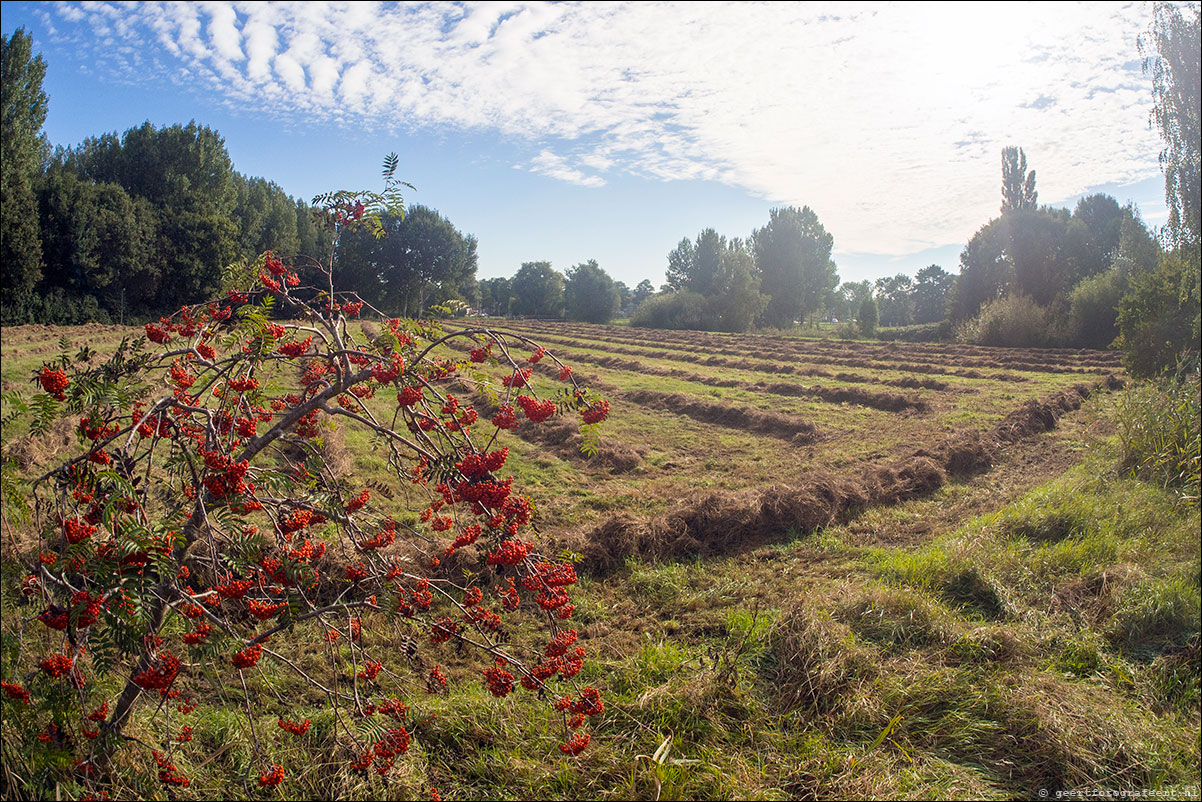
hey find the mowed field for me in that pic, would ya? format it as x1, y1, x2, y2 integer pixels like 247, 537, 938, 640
444, 319, 1124, 566
2, 321, 1198, 801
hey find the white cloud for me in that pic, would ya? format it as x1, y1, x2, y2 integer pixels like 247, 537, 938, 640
48, 1, 1164, 254
529, 150, 606, 188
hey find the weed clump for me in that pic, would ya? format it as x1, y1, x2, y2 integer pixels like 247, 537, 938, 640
765, 602, 877, 716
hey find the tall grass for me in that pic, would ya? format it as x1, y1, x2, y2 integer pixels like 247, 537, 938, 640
1112, 369, 1201, 505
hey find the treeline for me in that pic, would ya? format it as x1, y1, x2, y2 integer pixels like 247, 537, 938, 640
1, 28, 479, 325
3, 120, 333, 324
945, 142, 1198, 378
633, 207, 836, 333
477, 261, 641, 324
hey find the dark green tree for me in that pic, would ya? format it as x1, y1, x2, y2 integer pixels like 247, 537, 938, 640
509, 261, 565, 318
334, 205, 477, 315
1, 27, 48, 306
752, 205, 837, 328
233, 174, 300, 262
564, 259, 621, 324
1001, 146, 1038, 212
912, 264, 954, 324
37, 164, 160, 319
65, 121, 239, 309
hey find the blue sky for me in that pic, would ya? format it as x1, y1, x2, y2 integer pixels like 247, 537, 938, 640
1, 1, 1172, 288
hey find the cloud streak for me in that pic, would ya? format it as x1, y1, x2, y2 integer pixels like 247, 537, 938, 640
43, 1, 1164, 254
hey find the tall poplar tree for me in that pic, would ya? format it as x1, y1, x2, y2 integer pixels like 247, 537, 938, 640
1, 27, 48, 302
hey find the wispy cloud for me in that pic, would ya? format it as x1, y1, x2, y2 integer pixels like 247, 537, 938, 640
528, 150, 606, 188
42, 1, 1163, 254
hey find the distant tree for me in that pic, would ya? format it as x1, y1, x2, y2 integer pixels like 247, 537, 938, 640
632, 279, 656, 305
335, 205, 477, 316
478, 276, 512, 316
664, 237, 696, 292
510, 261, 565, 317
857, 293, 878, 338
65, 121, 240, 309
1111, 207, 1162, 279
665, 229, 728, 296
1, 27, 48, 306
709, 237, 765, 332
952, 218, 1009, 322
614, 280, 631, 315
233, 174, 300, 262
832, 279, 872, 322
1001, 146, 1038, 212
874, 273, 915, 327
1005, 207, 1087, 306
37, 164, 160, 319
564, 259, 621, 323
752, 206, 837, 328
295, 197, 331, 267
912, 264, 954, 324
659, 231, 763, 331
1073, 194, 1126, 270
1141, 1, 1201, 250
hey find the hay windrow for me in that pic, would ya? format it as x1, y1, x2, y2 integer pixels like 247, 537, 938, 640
576, 376, 1115, 572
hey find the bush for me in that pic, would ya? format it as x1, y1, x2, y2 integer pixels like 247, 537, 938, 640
1116, 250, 1200, 377
630, 290, 711, 331
956, 292, 1050, 348
1064, 268, 1125, 349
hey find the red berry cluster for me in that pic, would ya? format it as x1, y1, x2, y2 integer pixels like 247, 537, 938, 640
516, 394, 556, 422
39, 653, 74, 677
482, 666, 515, 698
231, 642, 264, 669
1, 681, 30, 704
278, 718, 311, 736
258, 764, 285, 787
38, 365, 70, 400
63, 517, 98, 545
154, 751, 190, 787
131, 652, 181, 692
581, 399, 611, 425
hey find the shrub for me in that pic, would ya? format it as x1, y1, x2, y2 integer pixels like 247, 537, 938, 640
630, 290, 711, 331
0, 163, 612, 798
1063, 268, 1125, 349
956, 292, 1050, 348
1115, 250, 1200, 377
